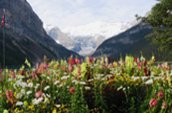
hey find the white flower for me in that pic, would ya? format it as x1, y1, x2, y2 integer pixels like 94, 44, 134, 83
32, 97, 43, 105
16, 93, 23, 99
55, 104, 61, 108
88, 79, 94, 82
79, 81, 86, 85
21, 89, 26, 94
16, 101, 23, 106
85, 86, 91, 90
117, 86, 123, 91
7, 78, 12, 82
145, 79, 153, 85
58, 84, 63, 88
28, 82, 33, 88
16, 89, 25, 99
54, 80, 60, 85
26, 91, 32, 95
61, 76, 70, 80
17, 75, 24, 79
35, 83, 40, 89
72, 79, 79, 84
44, 86, 50, 91
45, 94, 51, 98
15, 80, 27, 88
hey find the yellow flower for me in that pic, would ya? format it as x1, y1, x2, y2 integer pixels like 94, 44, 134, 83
52, 109, 57, 113
113, 62, 118, 67
28, 104, 35, 111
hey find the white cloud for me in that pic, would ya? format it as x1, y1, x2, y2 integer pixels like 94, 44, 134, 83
27, 0, 157, 29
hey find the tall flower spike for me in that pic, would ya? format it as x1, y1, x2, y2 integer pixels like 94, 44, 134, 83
1, 13, 5, 28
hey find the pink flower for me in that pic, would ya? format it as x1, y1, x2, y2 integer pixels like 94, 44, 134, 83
69, 87, 75, 94
32, 71, 37, 78
68, 65, 73, 72
137, 62, 142, 70
35, 91, 43, 98
134, 57, 139, 63
10, 70, 16, 79
43, 63, 49, 69
157, 91, 164, 99
149, 98, 158, 108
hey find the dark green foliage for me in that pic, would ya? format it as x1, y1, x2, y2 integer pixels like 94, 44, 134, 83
145, 0, 172, 52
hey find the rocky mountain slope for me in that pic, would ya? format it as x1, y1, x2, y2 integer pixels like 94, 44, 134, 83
0, 0, 79, 67
92, 23, 171, 61
47, 27, 75, 50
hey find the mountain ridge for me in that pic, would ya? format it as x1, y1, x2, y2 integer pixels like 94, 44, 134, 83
0, 0, 80, 67
92, 22, 172, 61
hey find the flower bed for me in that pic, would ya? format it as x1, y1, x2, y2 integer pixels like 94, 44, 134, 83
0, 56, 172, 113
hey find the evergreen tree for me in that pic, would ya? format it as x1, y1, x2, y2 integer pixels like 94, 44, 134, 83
145, 0, 172, 52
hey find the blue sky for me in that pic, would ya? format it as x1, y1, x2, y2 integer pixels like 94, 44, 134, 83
27, 0, 157, 29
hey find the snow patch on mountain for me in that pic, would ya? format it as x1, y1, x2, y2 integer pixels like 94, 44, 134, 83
47, 21, 138, 56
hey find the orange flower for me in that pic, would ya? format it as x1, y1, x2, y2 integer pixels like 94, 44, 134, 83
36, 63, 47, 75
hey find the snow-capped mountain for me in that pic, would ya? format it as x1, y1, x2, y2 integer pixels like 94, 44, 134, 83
47, 21, 137, 56
47, 27, 75, 50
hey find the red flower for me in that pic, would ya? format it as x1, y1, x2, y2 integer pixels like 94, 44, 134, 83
6, 90, 15, 104
143, 60, 147, 66
69, 87, 75, 94
157, 90, 164, 99
68, 57, 75, 66
75, 58, 80, 64
1, 15, 5, 28
35, 90, 43, 98
88, 57, 94, 64
149, 98, 158, 108
19, 69, 25, 75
